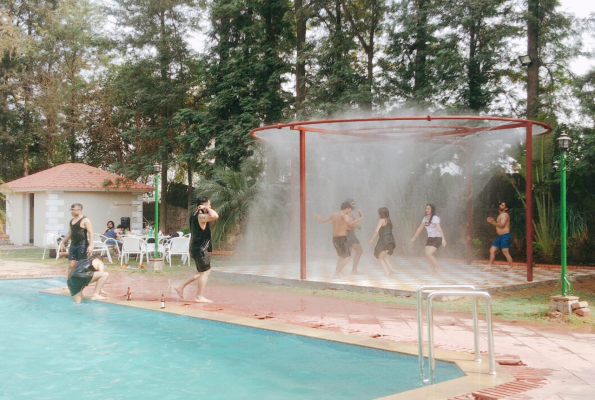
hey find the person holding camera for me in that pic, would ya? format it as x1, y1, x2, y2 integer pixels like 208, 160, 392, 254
175, 196, 219, 303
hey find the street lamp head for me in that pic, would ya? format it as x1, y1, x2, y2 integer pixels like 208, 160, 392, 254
518, 54, 533, 66
557, 132, 571, 151
153, 163, 161, 174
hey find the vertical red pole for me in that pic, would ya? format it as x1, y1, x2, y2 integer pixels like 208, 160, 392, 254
526, 123, 534, 281
290, 151, 298, 255
300, 128, 307, 279
465, 150, 474, 265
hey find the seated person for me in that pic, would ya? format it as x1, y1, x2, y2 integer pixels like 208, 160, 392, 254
67, 256, 110, 304
103, 224, 123, 248
103, 220, 115, 235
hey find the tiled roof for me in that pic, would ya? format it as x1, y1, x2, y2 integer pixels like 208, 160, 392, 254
5, 163, 154, 192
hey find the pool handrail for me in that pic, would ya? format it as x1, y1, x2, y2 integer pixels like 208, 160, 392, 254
426, 290, 497, 384
416, 285, 479, 381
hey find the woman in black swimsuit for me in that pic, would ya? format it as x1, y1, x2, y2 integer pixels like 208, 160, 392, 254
368, 207, 397, 277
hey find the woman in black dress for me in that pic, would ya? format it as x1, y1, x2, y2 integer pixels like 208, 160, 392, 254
368, 207, 397, 276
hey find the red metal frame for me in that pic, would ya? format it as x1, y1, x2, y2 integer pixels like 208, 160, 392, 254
251, 116, 551, 281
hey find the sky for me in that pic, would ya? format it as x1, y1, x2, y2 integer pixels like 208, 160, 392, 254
559, 0, 595, 74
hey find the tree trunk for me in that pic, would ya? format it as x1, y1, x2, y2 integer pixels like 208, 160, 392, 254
187, 161, 193, 212
467, 22, 481, 111
413, 0, 428, 95
295, 0, 306, 114
527, 0, 539, 119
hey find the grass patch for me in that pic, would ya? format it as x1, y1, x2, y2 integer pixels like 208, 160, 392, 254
0, 247, 193, 275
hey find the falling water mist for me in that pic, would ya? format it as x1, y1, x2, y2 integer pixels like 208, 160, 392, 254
236, 111, 531, 271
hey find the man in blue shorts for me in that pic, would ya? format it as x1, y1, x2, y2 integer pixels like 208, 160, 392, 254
485, 201, 513, 271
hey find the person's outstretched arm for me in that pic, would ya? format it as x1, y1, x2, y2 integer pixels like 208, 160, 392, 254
60, 226, 72, 252
348, 210, 363, 227
314, 214, 331, 223
410, 223, 425, 243
368, 219, 385, 245
84, 218, 94, 255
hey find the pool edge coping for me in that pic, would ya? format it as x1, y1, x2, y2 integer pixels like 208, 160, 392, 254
40, 287, 515, 400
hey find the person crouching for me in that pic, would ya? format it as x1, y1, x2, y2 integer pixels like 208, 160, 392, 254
67, 256, 110, 303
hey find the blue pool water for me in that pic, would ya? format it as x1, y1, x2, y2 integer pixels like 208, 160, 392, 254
0, 279, 464, 399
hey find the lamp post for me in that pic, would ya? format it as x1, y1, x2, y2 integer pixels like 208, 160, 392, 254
555, 132, 572, 296
153, 163, 161, 259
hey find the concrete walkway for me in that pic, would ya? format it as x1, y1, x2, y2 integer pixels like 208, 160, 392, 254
1, 258, 594, 399
211, 253, 595, 295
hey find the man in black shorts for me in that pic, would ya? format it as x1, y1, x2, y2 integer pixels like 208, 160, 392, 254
345, 198, 363, 275
60, 203, 94, 274
67, 256, 110, 304
175, 196, 219, 303
315, 201, 363, 278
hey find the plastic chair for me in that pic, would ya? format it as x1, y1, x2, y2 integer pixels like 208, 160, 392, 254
143, 237, 166, 259
42, 233, 61, 260
91, 240, 113, 264
120, 236, 146, 266
100, 233, 121, 258
165, 237, 190, 267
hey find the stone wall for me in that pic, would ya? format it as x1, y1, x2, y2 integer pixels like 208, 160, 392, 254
144, 202, 189, 233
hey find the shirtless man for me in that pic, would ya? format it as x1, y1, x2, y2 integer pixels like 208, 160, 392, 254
484, 201, 513, 271
345, 198, 363, 275
315, 201, 363, 278
59, 203, 94, 274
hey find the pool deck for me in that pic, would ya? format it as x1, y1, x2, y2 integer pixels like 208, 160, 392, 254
1, 256, 594, 400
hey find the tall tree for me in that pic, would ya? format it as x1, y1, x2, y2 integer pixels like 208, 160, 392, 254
339, 0, 386, 109
1, 0, 57, 177
304, 0, 367, 116
523, 0, 580, 120
110, 0, 201, 231
438, 0, 519, 111
199, 0, 294, 170
380, 0, 443, 107
0, 0, 104, 180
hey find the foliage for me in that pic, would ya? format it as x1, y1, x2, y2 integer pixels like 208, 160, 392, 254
302, 0, 368, 116
0, 0, 107, 180
166, 182, 191, 208
472, 238, 483, 258
198, 0, 294, 171
192, 158, 263, 246
1, 0, 595, 263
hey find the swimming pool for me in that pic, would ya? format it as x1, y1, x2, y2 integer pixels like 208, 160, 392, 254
0, 279, 464, 399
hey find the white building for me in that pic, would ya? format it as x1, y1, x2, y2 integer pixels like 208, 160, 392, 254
1, 163, 154, 246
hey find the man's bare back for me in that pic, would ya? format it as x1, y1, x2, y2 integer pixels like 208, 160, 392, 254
330, 211, 351, 237
314, 205, 363, 237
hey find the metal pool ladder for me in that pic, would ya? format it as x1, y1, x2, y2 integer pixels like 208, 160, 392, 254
416, 285, 497, 384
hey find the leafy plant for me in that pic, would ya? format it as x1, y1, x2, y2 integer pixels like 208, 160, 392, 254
472, 238, 483, 258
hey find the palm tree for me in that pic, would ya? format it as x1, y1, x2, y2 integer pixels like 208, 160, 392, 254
193, 158, 263, 247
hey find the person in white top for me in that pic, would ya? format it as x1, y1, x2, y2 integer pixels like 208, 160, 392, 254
410, 204, 447, 274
